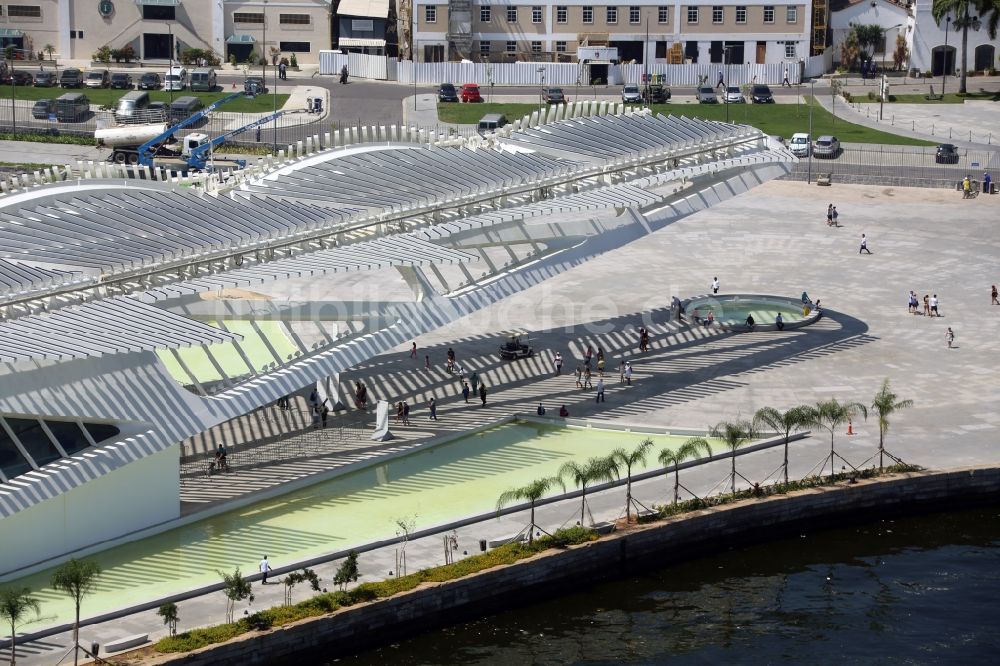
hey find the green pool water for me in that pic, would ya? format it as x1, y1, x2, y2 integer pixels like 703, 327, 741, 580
687, 296, 808, 325
9, 422, 715, 630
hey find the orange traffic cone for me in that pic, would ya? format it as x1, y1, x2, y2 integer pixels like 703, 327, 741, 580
846, 420, 855, 436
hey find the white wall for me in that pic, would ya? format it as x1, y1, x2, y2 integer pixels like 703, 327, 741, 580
0, 444, 179, 577
909, 1, 998, 74
830, 1, 909, 66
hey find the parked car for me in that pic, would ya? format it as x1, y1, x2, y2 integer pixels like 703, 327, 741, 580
437, 82, 458, 102
244, 76, 266, 96
60, 68, 83, 88
85, 69, 110, 89
31, 99, 55, 120
622, 84, 642, 103
54, 92, 90, 122
813, 135, 841, 158
460, 83, 482, 103
643, 83, 670, 103
34, 70, 55, 87
169, 96, 205, 124
725, 86, 744, 103
164, 66, 188, 91
543, 87, 566, 104
935, 143, 959, 164
138, 72, 162, 90
110, 72, 133, 90
696, 86, 718, 104
190, 67, 217, 92
751, 84, 774, 103
0, 70, 33, 86
478, 113, 508, 133
788, 132, 811, 157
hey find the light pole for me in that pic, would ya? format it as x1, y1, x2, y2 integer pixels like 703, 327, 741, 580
262, 0, 268, 82
942, 16, 950, 96
537, 66, 545, 116
724, 45, 732, 122
807, 79, 814, 184
9, 52, 15, 137
167, 21, 174, 105
272, 44, 278, 152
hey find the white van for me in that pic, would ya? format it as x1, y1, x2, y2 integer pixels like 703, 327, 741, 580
164, 66, 188, 92
789, 132, 811, 157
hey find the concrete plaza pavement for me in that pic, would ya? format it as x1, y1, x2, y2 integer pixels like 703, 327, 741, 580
5, 179, 1000, 664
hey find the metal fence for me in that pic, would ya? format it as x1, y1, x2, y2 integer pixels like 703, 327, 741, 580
842, 98, 999, 146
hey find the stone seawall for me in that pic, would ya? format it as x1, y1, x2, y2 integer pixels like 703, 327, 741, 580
144, 466, 1000, 665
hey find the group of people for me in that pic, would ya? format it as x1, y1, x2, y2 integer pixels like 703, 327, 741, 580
963, 173, 992, 198
907, 291, 942, 317
825, 204, 840, 227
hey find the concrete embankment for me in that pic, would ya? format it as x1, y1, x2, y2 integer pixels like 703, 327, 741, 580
140, 465, 1000, 665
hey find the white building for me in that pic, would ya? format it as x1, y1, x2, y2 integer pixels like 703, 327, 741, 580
829, 0, 908, 68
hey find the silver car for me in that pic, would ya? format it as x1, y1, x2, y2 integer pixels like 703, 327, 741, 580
813, 135, 841, 158
697, 86, 718, 104
725, 86, 744, 103
622, 84, 642, 103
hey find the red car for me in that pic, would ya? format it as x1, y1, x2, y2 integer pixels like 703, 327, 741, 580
460, 83, 482, 103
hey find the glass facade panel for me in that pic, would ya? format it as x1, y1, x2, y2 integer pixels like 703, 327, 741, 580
0, 425, 32, 479
6, 417, 61, 467
46, 419, 91, 456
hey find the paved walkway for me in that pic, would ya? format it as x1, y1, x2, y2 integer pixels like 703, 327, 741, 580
4, 179, 1000, 664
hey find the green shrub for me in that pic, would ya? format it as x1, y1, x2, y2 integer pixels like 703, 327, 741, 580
155, 622, 243, 652
92, 45, 112, 63
535, 526, 597, 549
0, 132, 96, 146
290, 53, 298, 68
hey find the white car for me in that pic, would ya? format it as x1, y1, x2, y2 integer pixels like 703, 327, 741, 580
621, 85, 642, 103
789, 133, 811, 157
725, 86, 744, 103
163, 66, 188, 91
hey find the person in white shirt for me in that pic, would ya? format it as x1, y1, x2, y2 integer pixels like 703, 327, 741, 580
930, 294, 940, 316
712, 277, 720, 294
259, 555, 272, 584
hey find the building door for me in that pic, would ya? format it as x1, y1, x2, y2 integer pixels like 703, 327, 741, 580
756, 42, 766, 64
709, 41, 723, 64
684, 41, 698, 63
424, 45, 444, 62
931, 46, 955, 76
226, 43, 253, 64
974, 45, 995, 72
143, 33, 172, 60
589, 63, 608, 84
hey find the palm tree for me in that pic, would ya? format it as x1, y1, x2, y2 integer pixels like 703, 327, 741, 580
753, 406, 811, 484
932, 0, 985, 93
980, 0, 1000, 43
709, 420, 756, 494
611, 439, 654, 522
496, 476, 565, 544
658, 437, 712, 504
51, 559, 100, 666
156, 602, 179, 637
870, 379, 914, 469
559, 456, 619, 526
43, 44, 55, 62
804, 399, 868, 477
0, 587, 40, 666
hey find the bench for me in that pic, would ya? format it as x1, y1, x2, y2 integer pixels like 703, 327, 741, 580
817, 173, 832, 186
487, 533, 527, 549
592, 521, 616, 535
104, 633, 149, 653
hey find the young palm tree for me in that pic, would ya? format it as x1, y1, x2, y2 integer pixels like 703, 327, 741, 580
658, 437, 712, 504
495, 476, 565, 544
709, 420, 756, 494
0, 587, 40, 666
611, 438, 654, 522
805, 399, 868, 476
932, 0, 984, 93
51, 559, 100, 666
559, 456, 619, 527
870, 379, 914, 469
156, 601, 179, 637
753, 405, 811, 484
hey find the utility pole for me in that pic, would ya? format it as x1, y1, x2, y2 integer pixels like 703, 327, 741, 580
807, 79, 814, 184
942, 16, 950, 97
167, 21, 174, 105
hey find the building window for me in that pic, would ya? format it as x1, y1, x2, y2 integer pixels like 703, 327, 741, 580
279, 14, 310, 25
280, 41, 311, 52
658, 6, 669, 23
425, 6, 437, 23
784, 42, 796, 58
786, 6, 797, 23
712, 6, 723, 23
141, 4, 174, 20
532, 6, 542, 23
763, 6, 774, 23
532, 40, 542, 53
629, 6, 640, 23
6, 4, 41, 18
507, 6, 517, 22
480, 40, 491, 56
606, 7, 617, 23
582, 6, 593, 23
233, 12, 264, 24
687, 6, 698, 23
735, 6, 746, 23
480, 6, 490, 22
506, 40, 517, 53
556, 40, 567, 52
557, 5, 567, 23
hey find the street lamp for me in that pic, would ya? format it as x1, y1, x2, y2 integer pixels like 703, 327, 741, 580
537, 66, 545, 117
724, 46, 733, 122
807, 79, 814, 184
8, 50, 15, 137
942, 16, 950, 96
167, 21, 174, 105
262, 0, 268, 81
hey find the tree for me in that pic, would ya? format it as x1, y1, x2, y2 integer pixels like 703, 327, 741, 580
658, 437, 711, 505
0, 587, 40, 666
980, 0, 1000, 43
51, 559, 101, 666
334, 553, 360, 591
496, 476, 565, 544
893, 33, 910, 71
611, 439, 654, 522
932, 0, 986, 93
285, 567, 322, 604
43, 44, 54, 61
753, 406, 811, 484
840, 30, 861, 71
849, 23, 886, 65
218, 568, 253, 624
559, 456, 619, 526
156, 602, 178, 637
394, 515, 416, 577
804, 399, 868, 476
870, 379, 914, 469
709, 420, 756, 494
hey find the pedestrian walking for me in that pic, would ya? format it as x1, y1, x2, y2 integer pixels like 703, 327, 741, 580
256, 125, 262, 142
395, 402, 404, 423
259, 555, 272, 584
716, 69, 725, 89
908, 290, 918, 314
470, 371, 480, 395
831, 206, 839, 227
859, 234, 872, 254
479, 383, 487, 407
575, 366, 583, 388
462, 382, 470, 403
554, 352, 563, 375
992, 285, 998, 305
826, 204, 833, 226
618, 360, 625, 384
410, 341, 417, 358
775, 312, 784, 331
584, 345, 593, 367
446, 347, 456, 372
429, 397, 438, 420
930, 294, 940, 316
425, 354, 430, 369
312, 403, 322, 429
596, 378, 605, 403
402, 401, 411, 425
321, 403, 329, 428
946, 327, 955, 348
536, 403, 546, 416
309, 388, 320, 409
923, 294, 930, 316
712, 277, 720, 294
583, 366, 593, 389
624, 361, 633, 386
597, 355, 605, 376
782, 66, 790, 87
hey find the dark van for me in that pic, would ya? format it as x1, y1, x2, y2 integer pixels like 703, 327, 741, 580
169, 95, 205, 124
55, 93, 90, 122
60, 68, 83, 88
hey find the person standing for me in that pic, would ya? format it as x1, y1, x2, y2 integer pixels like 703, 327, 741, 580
984, 171, 992, 194
624, 361, 633, 386
908, 290, 918, 314
946, 327, 955, 348
595, 377, 605, 403
826, 204, 833, 226
831, 206, 839, 227
618, 360, 625, 385
554, 352, 563, 375
446, 348, 456, 372
402, 401, 410, 425
469, 371, 480, 395
859, 234, 872, 254
479, 383, 487, 407
923, 294, 930, 316
410, 341, 417, 358
992, 285, 998, 305
462, 382, 470, 403
583, 366, 593, 390
425, 354, 430, 369
930, 294, 940, 316
775, 312, 784, 331
712, 277, 720, 294
260, 555, 272, 584
429, 397, 438, 420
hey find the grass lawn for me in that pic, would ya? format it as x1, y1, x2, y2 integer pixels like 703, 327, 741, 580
8, 87, 289, 112
886, 91, 1000, 104
438, 98, 934, 146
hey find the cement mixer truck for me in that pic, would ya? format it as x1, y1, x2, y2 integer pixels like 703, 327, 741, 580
96, 123, 171, 164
